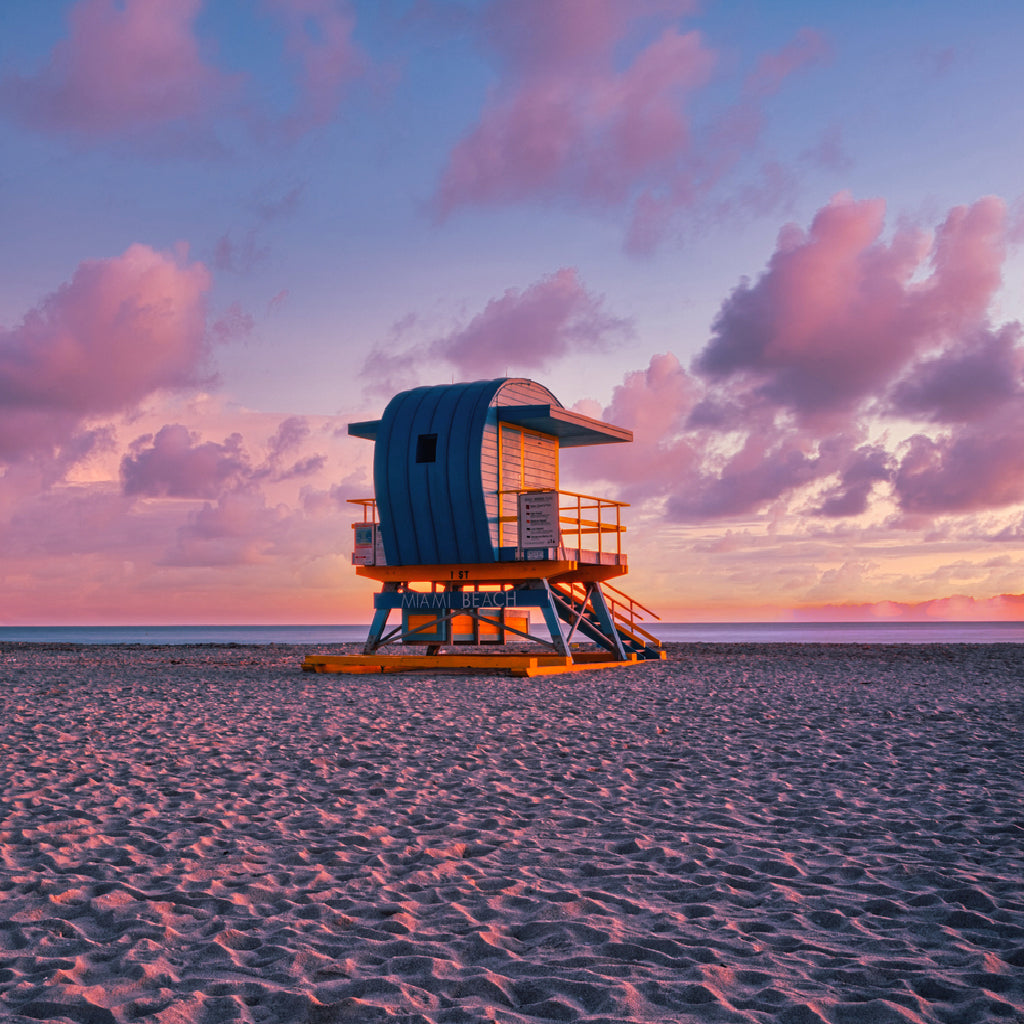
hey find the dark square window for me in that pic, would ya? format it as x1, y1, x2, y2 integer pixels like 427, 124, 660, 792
416, 433, 438, 463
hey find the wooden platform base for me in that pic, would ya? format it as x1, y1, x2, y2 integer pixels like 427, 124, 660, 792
302, 651, 650, 677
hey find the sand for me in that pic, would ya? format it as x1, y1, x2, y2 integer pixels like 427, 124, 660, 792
0, 641, 1022, 1024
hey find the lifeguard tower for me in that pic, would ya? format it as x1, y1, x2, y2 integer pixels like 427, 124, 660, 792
303, 378, 664, 676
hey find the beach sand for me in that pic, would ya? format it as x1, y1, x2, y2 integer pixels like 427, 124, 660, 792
1, 641, 1022, 1023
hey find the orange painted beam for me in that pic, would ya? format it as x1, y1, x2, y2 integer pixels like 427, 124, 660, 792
355, 560, 627, 585
302, 652, 645, 677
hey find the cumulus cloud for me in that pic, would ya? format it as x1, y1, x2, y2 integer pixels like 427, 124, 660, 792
118, 413, 329, 509
563, 353, 699, 500
120, 416, 327, 501
0, 0, 234, 139
695, 194, 1011, 423
262, 416, 326, 480
667, 430, 827, 521
433, 4, 828, 250
434, 2, 712, 216
266, 415, 310, 460
432, 268, 630, 376
893, 412, 1024, 514
570, 196, 1024, 525
812, 443, 893, 518
0, 244, 211, 462
361, 268, 630, 387
121, 425, 249, 499
888, 323, 1022, 423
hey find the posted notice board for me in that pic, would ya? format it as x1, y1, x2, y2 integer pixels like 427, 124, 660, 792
517, 490, 560, 549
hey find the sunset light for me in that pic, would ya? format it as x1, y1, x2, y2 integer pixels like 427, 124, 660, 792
1, 2, 1022, 626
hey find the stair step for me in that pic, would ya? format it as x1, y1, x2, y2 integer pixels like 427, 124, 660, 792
549, 582, 663, 660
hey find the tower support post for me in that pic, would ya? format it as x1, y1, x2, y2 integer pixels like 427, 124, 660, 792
363, 581, 399, 654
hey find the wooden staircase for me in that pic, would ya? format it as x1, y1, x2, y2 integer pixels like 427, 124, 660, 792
549, 580, 665, 660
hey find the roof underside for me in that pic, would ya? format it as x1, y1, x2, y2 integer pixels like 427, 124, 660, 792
495, 405, 631, 446
348, 419, 380, 440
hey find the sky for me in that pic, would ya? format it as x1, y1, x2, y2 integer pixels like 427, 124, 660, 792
2, 0, 1024, 625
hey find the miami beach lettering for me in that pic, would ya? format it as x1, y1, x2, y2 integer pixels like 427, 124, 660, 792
400, 591, 518, 609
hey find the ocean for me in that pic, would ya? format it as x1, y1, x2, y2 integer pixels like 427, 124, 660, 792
1, 622, 1022, 645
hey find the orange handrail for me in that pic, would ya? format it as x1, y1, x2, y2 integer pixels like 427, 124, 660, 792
557, 580, 661, 647
352, 489, 627, 559
347, 498, 378, 525
497, 488, 626, 557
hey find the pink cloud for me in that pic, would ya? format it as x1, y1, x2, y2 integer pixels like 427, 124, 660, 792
894, 409, 1024, 514
744, 28, 831, 97
263, 0, 364, 132
0, 244, 211, 461
567, 196, 1024, 523
0, 486, 140, 559
562, 353, 700, 500
435, 6, 830, 249
360, 268, 630, 388
795, 593, 1024, 622
262, 416, 327, 480
0, 0, 233, 137
888, 323, 1022, 423
478, 0, 697, 76
434, 3, 714, 214
266, 415, 310, 460
122, 425, 249, 499
431, 268, 630, 376
121, 416, 326, 501
667, 429, 827, 520
812, 443, 893, 517
0, 402, 366, 618
165, 489, 287, 566
695, 194, 1012, 422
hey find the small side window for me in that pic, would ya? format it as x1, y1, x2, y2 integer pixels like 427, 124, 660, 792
416, 433, 438, 463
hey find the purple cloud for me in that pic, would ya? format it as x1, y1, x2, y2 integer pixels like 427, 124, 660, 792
0, 245, 211, 462
432, 268, 630, 376
0, 0, 234, 139
122, 425, 249, 499
888, 323, 1022, 423
695, 195, 1011, 422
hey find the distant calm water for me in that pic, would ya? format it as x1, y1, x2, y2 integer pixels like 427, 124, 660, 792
1, 622, 1022, 645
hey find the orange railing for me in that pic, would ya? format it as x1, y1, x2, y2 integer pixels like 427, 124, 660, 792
350, 489, 627, 561
497, 488, 627, 559
348, 498, 378, 524
556, 579, 662, 647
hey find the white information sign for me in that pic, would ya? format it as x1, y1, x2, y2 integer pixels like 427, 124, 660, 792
517, 490, 560, 549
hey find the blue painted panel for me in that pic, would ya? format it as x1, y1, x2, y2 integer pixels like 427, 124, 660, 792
424, 384, 461, 563
376, 589, 550, 609
373, 379, 506, 565
375, 385, 428, 564
408, 383, 444, 561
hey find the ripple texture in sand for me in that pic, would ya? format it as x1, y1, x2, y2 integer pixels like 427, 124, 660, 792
1, 642, 1022, 1022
